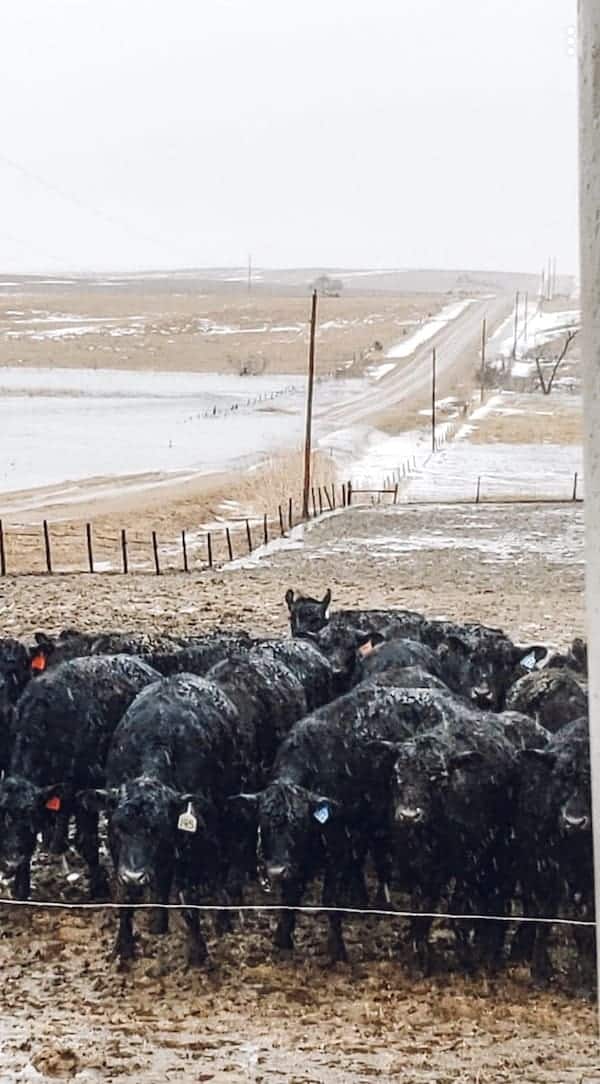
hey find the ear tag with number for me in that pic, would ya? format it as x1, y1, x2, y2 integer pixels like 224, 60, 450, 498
521, 652, 537, 671
177, 802, 197, 833
313, 803, 330, 825
46, 796, 61, 812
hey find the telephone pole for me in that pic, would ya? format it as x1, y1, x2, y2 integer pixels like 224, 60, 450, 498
302, 290, 318, 520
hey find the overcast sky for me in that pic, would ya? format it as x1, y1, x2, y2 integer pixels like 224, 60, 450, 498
0, 0, 578, 274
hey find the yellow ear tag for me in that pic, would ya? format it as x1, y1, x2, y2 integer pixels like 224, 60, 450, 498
178, 802, 197, 833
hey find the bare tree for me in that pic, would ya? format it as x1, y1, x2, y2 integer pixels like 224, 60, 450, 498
534, 329, 578, 395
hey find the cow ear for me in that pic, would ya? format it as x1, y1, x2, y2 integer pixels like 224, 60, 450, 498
515, 645, 548, 669
357, 632, 385, 660
285, 590, 295, 612
33, 632, 54, 651
366, 738, 400, 773
448, 750, 484, 772
77, 787, 119, 812
518, 748, 556, 769
227, 792, 259, 809
38, 783, 65, 809
321, 589, 332, 611
447, 635, 469, 655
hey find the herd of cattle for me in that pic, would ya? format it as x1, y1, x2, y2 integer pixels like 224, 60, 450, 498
0, 590, 592, 987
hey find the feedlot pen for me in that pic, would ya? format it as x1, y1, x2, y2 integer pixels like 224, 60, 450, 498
0, 501, 593, 1083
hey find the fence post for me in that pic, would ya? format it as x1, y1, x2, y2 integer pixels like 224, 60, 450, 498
152, 531, 161, 575
324, 485, 333, 511
121, 529, 128, 574
43, 520, 52, 574
311, 487, 317, 517
0, 520, 5, 576
86, 523, 94, 573
263, 512, 268, 547
318, 487, 323, 514
476, 476, 482, 504
342, 483, 347, 507
226, 527, 234, 561
288, 497, 293, 529
246, 519, 253, 553
347, 481, 353, 505
278, 506, 285, 537
181, 530, 189, 573
393, 483, 399, 505
332, 483, 336, 509
573, 471, 579, 501
207, 532, 213, 568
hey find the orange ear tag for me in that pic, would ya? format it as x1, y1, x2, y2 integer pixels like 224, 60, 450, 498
46, 796, 61, 812
31, 654, 47, 673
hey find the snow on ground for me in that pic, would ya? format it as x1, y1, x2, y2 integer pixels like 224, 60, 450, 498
491, 304, 580, 365
0, 367, 297, 400
385, 299, 477, 360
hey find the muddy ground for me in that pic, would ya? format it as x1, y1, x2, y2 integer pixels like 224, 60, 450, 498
0, 501, 592, 1082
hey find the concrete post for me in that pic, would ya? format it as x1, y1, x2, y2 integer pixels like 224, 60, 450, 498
579, 0, 600, 1009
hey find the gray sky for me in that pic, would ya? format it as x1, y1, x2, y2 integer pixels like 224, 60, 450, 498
1, 0, 578, 274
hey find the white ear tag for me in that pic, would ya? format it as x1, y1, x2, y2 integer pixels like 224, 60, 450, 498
313, 803, 330, 825
178, 802, 198, 833
521, 652, 537, 671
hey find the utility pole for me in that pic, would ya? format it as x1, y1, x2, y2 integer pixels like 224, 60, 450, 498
579, 1, 600, 1030
302, 290, 318, 520
511, 290, 520, 359
431, 347, 437, 453
480, 317, 487, 404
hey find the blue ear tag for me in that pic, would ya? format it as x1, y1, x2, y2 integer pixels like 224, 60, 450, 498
521, 652, 537, 671
314, 803, 330, 825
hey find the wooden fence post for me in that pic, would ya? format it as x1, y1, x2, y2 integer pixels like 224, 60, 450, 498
476, 476, 482, 504
278, 506, 285, 537
263, 513, 268, 547
347, 481, 353, 505
43, 520, 52, 574
152, 531, 161, 575
181, 530, 189, 573
393, 483, 399, 505
86, 523, 94, 573
288, 497, 293, 529
318, 487, 323, 514
573, 471, 579, 501
207, 532, 213, 568
246, 519, 253, 553
311, 487, 317, 518
121, 529, 128, 574
226, 527, 234, 561
0, 520, 5, 576
342, 483, 347, 507
332, 483, 336, 509
324, 485, 333, 511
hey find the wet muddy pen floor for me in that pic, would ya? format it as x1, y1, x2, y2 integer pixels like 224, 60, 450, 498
0, 502, 595, 1081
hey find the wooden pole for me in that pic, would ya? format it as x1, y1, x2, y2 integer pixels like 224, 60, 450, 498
263, 512, 268, 547
0, 520, 5, 576
288, 497, 293, 529
511, 291, 520, 359
207, 532, 213, 568
43, 520, 52, 574
302, 290, 318, 520
331, 483, 336, 509
226, 526, 234, 560
476, 476, 481, 504
573, 471, 579, 502
318, 486, 323, 514
347, 481, 353, 505
152, 531, 160, 575
480, 318, 487, 404
246, 519, 253, 553
342, 482, 347, 507
311, 487, 317, 518
393, 483, 399, 505
86, 523, 94, 573
121, 529, 128, 574
431, 348, 437, 453
278, 506, 285, 537
324, 485, 333, 511
181, 530, 189, 573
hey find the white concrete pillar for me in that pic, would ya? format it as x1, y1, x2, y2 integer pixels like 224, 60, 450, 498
579, 0, 600, 1006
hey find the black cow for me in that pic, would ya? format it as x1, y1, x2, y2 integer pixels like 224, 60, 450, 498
547, 637, 587, 675
420, 619, 547, 710
149, 632, 255, 678
231, 685, 472, 961
371, 712, 516, 974
511, 716, 593, 987
0, 638, 31, 769
87, 675, 255, 966
504, 668, 588, 732
285, 588, 424, 643
355, 637, 445, 689
207, 654, 307, 782
0, 654, 159, 900
250, 639, 338, 709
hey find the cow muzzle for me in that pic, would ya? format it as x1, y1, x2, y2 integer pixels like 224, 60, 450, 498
562, 810, 590, 833
117, 866, 151, 888
394, 805, 424, 825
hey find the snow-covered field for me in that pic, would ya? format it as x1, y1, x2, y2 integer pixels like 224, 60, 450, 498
0, 368, 360, 495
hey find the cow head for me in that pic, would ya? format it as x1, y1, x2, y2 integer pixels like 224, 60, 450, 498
230, 782, 337, 889
285, 589, 331, 638
313, 624, 384, 692
82, 778, 211, 896
430, 623, 547, 709
0, 775, 64, 873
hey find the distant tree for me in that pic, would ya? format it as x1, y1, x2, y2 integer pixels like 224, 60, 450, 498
311, 275, 343, 297
534, 329, 578, 395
